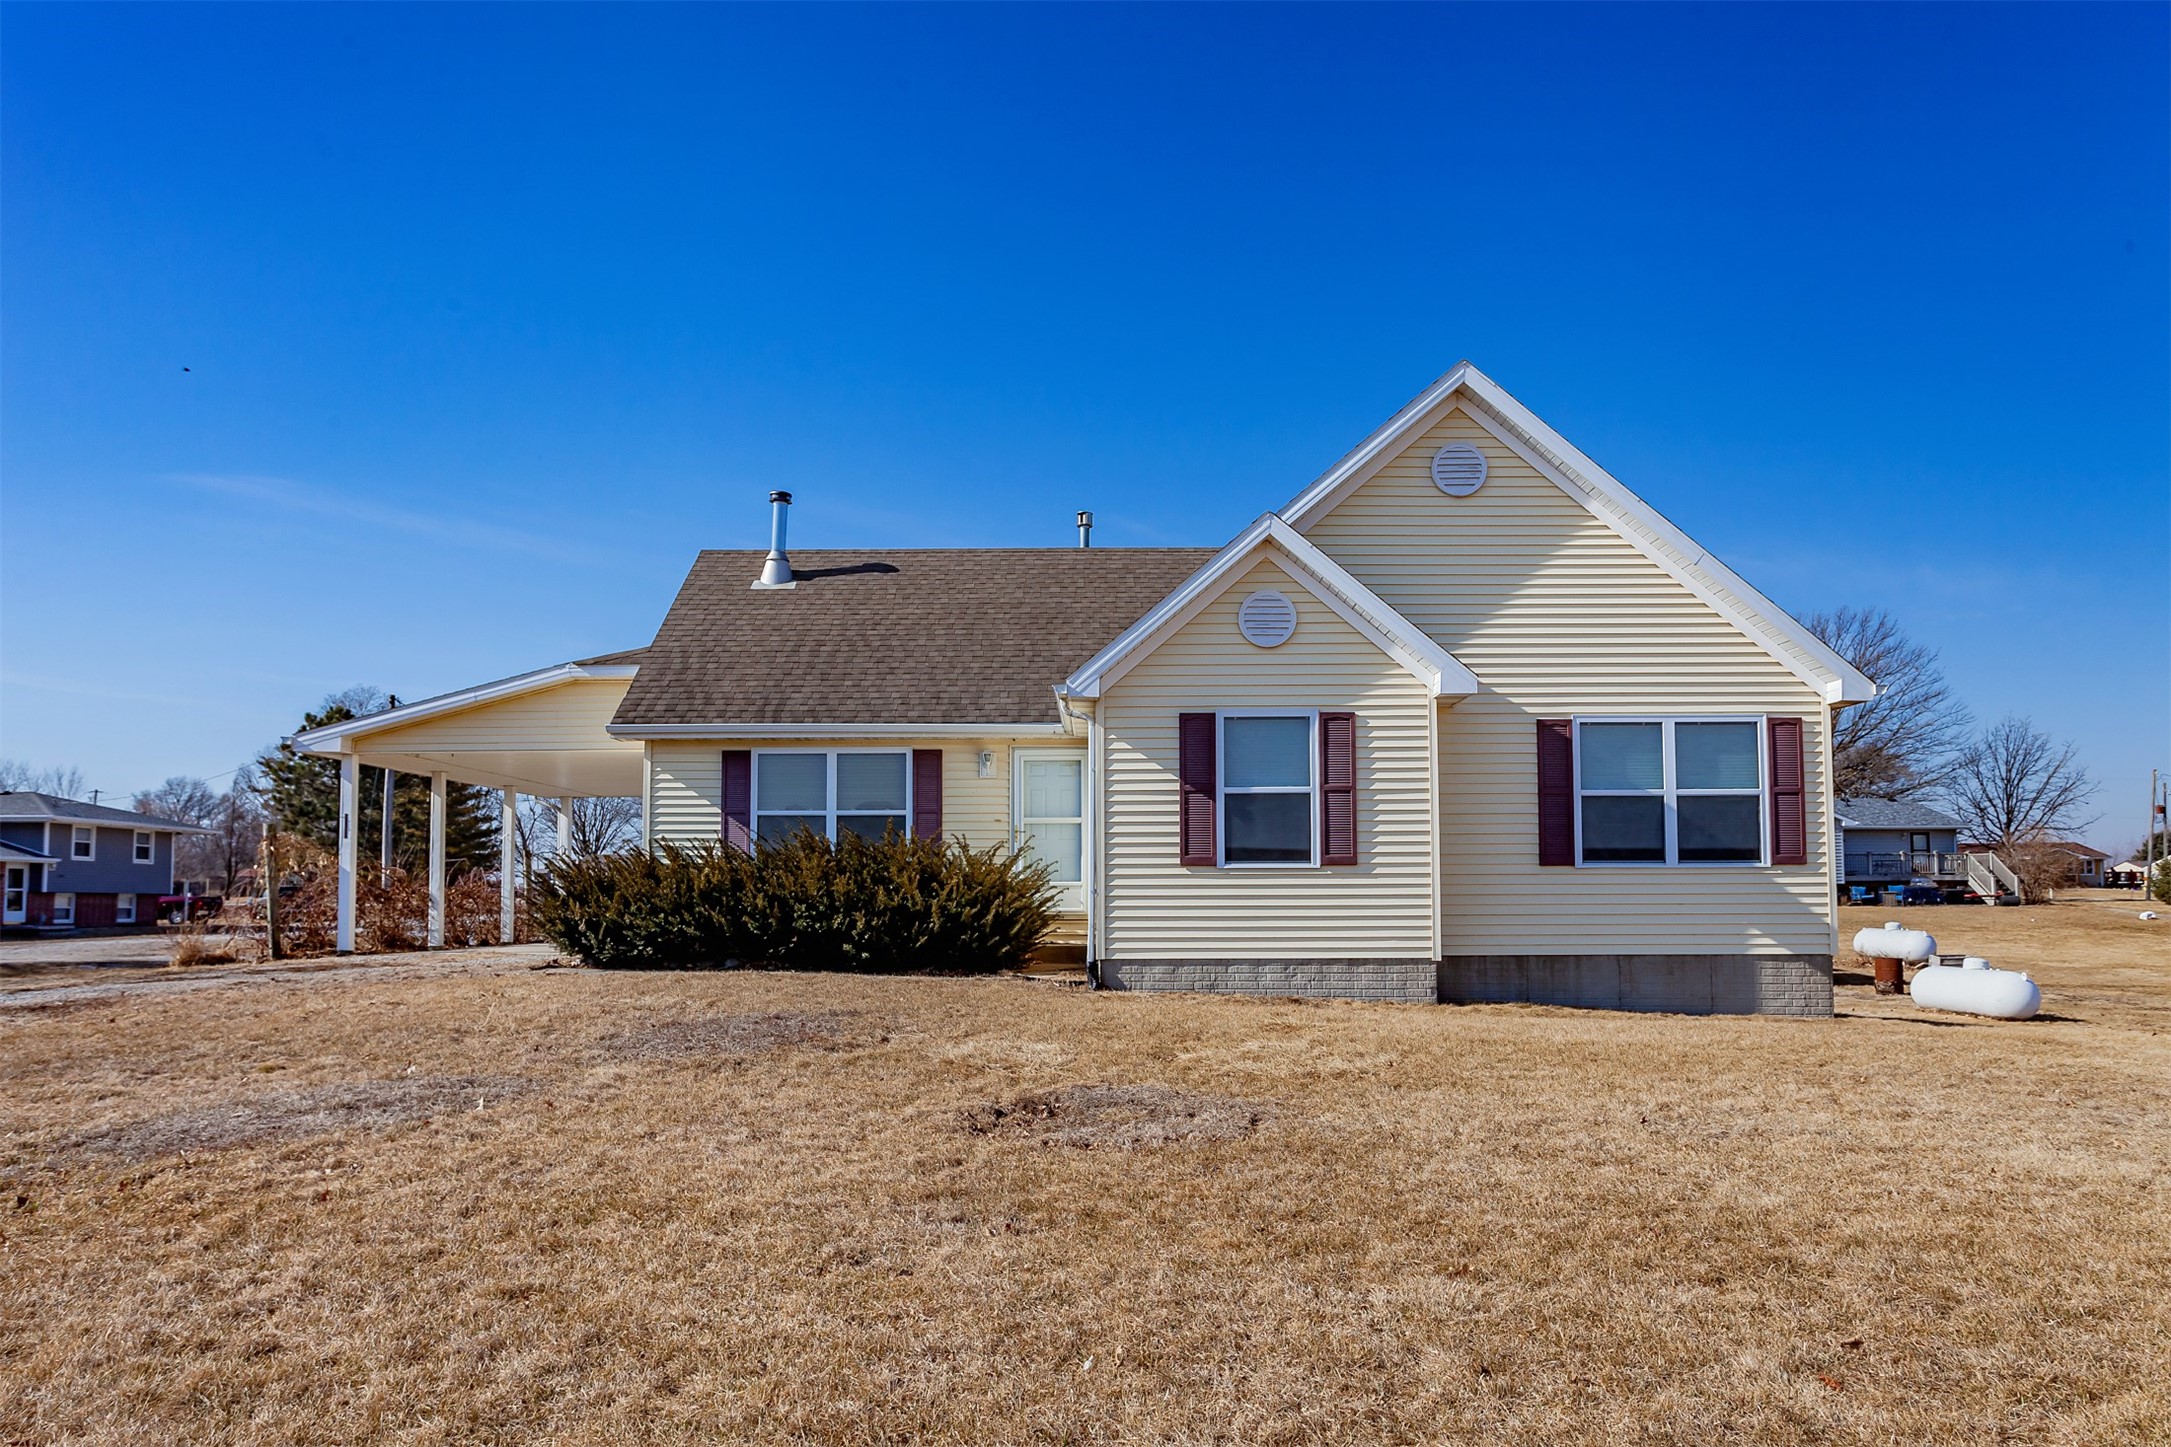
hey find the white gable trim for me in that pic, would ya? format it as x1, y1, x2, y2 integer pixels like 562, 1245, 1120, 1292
1059, 515, 1482, 701
1279, 364, 1876, 704
291, 661, 641, 756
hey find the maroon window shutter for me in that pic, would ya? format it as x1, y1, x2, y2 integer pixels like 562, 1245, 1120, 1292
722, 750, 753, 853
1767, 718, 1807, 866
1536, 719, 1574, 866
1320, 711, 1358, 866
1178, 712, 1217, 866
911, 749, 944, 840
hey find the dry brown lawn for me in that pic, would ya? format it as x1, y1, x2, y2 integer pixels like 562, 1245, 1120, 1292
3, 897, 2166, 1445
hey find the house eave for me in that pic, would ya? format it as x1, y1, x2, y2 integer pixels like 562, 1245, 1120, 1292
605, 721, 1075, 740
290, 661, 642, 756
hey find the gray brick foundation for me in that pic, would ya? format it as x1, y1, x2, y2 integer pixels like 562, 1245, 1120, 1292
1098, 958, 1436, 1003
1437, 954, 1833, 1017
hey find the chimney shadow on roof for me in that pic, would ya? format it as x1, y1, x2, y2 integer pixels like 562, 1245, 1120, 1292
788, 562, 900, 581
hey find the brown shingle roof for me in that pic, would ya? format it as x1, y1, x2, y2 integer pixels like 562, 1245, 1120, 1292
612, 548, 1216, 728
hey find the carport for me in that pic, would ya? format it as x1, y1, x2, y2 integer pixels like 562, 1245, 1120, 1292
290, 650, 645, 952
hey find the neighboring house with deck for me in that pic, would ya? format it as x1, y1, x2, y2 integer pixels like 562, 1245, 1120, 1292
292, 363, 1876, 1015
1834, 796, 1965, 897
0, 792, 208, 929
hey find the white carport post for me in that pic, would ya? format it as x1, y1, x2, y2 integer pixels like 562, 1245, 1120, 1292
499, 789, 517, 944
557, 797, 575, 859
336, 755, 359, 954
427, 771, 447, 949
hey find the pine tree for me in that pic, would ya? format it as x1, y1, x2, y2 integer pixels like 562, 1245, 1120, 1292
258, 693, 499, 875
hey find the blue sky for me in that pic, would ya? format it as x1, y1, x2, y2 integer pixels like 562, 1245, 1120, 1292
3, 4, 2165, 849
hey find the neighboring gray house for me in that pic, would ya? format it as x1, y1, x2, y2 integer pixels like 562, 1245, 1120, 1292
0, 792, 209, 930
1834, 796, 1964, 897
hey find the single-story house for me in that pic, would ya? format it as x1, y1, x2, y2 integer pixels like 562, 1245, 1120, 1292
293, 363, 1876, 1015
2036, 840, 2109, 884
1834, 796, 1965, 896
0, 791, 210, 929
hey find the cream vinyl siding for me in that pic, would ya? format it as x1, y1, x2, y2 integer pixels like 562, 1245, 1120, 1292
356, 678, 633, 752
1300, 406, 1836, 957
646, 738, 1022, 851
1098, 558, 1434, 960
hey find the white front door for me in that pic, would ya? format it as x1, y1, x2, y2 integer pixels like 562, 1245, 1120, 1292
3, 867, 25, 925
1014, 751, 1086, 915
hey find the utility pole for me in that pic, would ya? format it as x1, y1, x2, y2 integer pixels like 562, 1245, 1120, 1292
262, 822, 282, 960
2151, 770, 2164, 902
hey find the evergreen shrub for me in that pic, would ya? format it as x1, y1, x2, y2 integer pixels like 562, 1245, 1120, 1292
529, 831, 1058, 972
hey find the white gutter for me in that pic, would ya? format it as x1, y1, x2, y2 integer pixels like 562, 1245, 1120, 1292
606, 721, 1073, 740
2, 816, 212, 836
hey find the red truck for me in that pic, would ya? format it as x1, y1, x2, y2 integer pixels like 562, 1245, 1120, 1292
156, 892, 223, 924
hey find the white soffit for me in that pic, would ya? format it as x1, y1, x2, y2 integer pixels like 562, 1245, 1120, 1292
291, 661, 641, 754
1276, 363, 1876, 704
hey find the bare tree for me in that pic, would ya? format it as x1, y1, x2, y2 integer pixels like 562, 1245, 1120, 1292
134, 775, 219, 826
0, 759, 88, 797
206, 770, 267, 889
2003, 841, 2083, 904
322, 684, 391, 718
132, 771, 267, 891
1940, 716, 2097, 850
516, 795, 643, 863
1804, 607, 1970, 799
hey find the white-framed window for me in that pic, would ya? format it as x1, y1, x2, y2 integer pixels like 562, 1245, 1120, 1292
52, 892, 75, 925
134, 830, 155, 864
116, 893, 137, 924
71, 826, 95, 861
1575, 717, 1765, 866
752, 750, 910, 846
1219, 711, 1317, 866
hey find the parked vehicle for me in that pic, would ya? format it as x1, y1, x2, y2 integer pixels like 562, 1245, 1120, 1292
156, 893, 222, 924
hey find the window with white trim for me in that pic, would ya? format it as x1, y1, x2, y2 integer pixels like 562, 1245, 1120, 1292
134, 830, 155, 864
71, 826, 95, 861
1576, 718, 1764, 865
1016, 754, 1084, 885
53, 892, 75, 925
117, 894, 137, 924
1220, 713, 1316, 865
753, 750, 909, 846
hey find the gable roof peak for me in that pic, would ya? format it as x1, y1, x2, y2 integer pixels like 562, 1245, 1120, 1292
1277, 364, 1876, 705
1060, 514, 1481, 702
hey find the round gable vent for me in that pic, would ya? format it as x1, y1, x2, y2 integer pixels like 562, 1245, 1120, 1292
1431, 442, 1487, 496
1237, 589, 1297, 648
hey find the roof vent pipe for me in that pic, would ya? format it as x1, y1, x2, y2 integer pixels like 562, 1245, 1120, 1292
756, 490, 794, 588
1076, 510, 1093, 549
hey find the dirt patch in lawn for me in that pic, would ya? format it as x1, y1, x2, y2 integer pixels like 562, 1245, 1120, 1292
56, 1073, 533, 1165
962, 1083, 1270, 1149
600, 1009, 870, 1062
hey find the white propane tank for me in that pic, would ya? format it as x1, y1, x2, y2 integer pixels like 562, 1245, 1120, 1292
1851, 921, 1938, 963
1909, 956, 2041, 1020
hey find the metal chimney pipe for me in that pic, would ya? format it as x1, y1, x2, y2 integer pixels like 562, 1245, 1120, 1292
757, 490, 795, 587
1076, 510, 1093, 549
